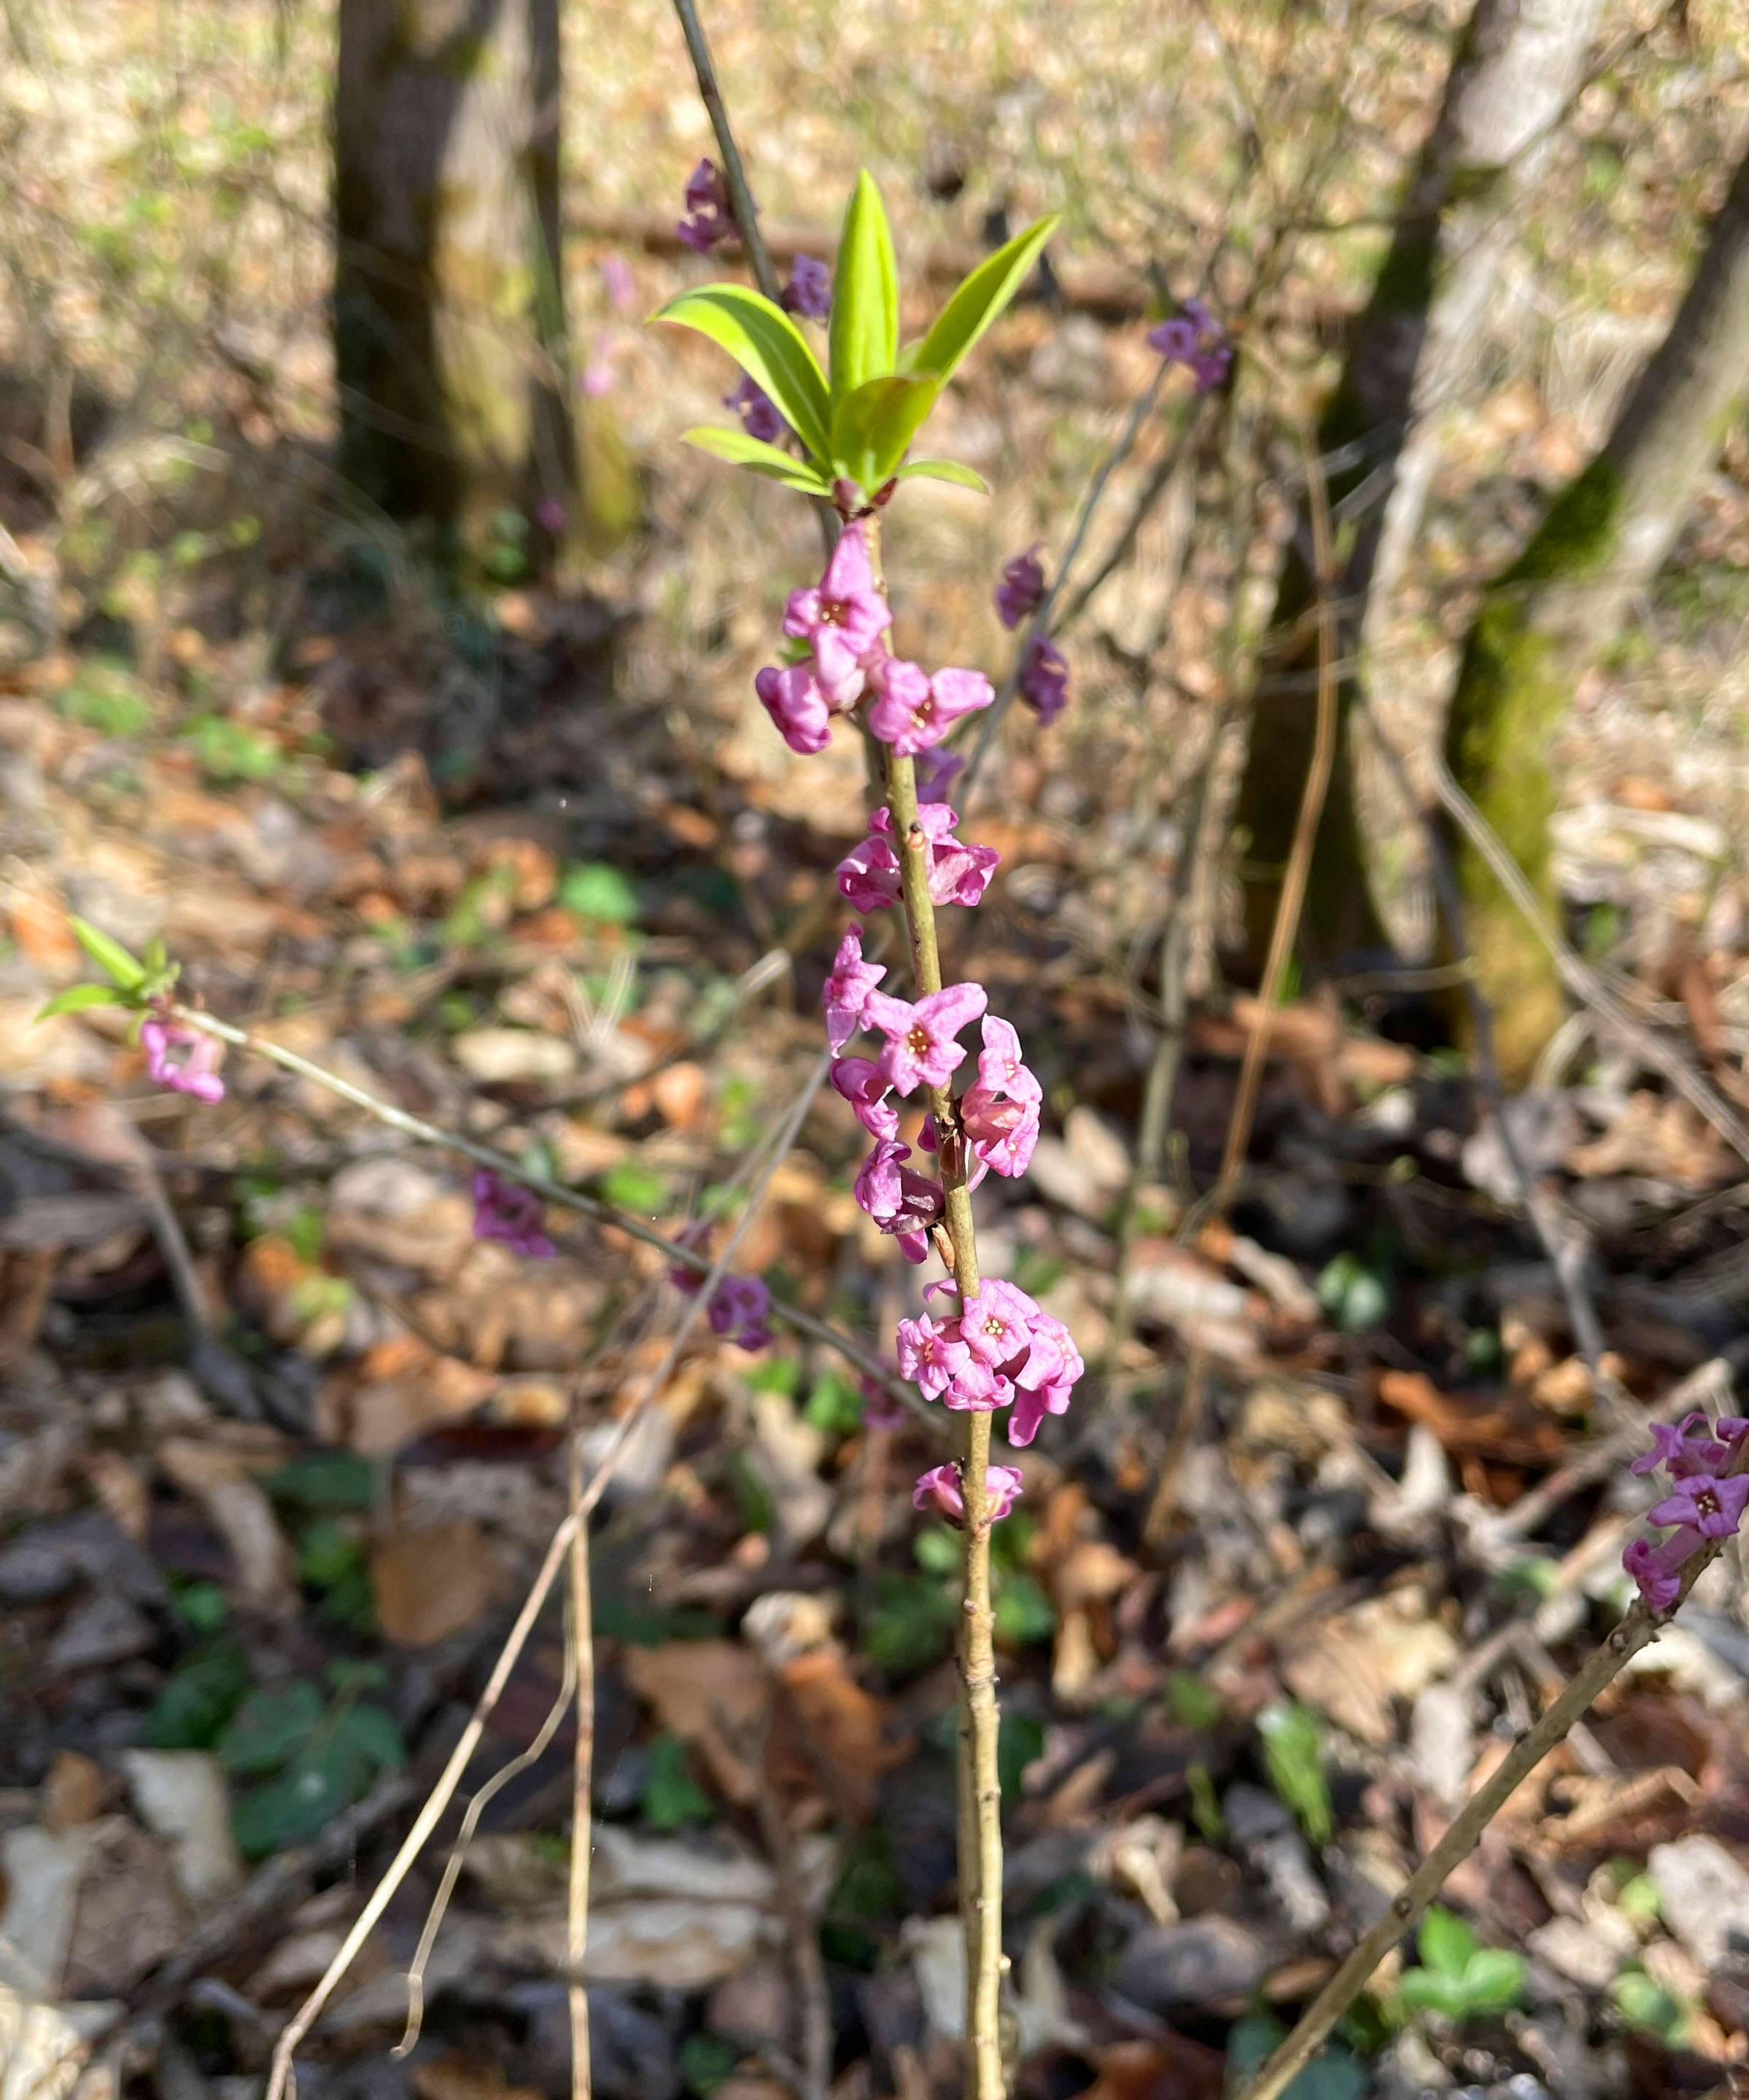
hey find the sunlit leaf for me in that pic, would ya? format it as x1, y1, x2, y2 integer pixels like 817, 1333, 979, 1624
830, 373, 939, 486
913, 214, 1060, 386
654, 285, 831, 462
681, 425, 834, 495
829, 169, 899, 399
894, 458, 989, 492
36, 984, 122, 1020
69, 915, 146, 990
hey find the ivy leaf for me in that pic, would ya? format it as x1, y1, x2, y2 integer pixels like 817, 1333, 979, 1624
829, 169, 899, 400
829, 373, 939, 487
68, 915, 147, 991
215, 1680, 324, 1776
36, 984, 123, 1021
1417, 1905, 1478, 1978
912, 214, 1060, 387
894, 458, 989, 493
681, 425, 834, 495
654, 285, 831, 462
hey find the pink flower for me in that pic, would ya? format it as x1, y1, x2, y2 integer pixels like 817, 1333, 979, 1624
782, 256, 831, 320
915, 748, 966, 805
1632, 1414, 1739, 1479
472, 1169, 556, 1258
853, 1139, 945, 1261
958, 1279, 1042, 1370
1018, 635, 1069, 724
678, 158, 732, 252
996, 545, 1046, 631
755, 663, 833, 754
783, 523, 891, 705
822, 925, 885, 1053
1147, 299, 1233, 392
708, 1274, 772, 1351
726, 375, 786, 444
830, 1055, 899, 1139
913, 1462, 1024, 1526
865, 658, 994, 755
1648, 1472, 1749, 1540
535, 495, 567, 535
1009, 1379, 1075, 1446
862, 981, 988, 1093
141, 1020, 225, 1105
837, 806, 999, 913
896, 1312, 972, 1400
1624, 1535, 1690, 1614
600, 255, 637, 314
960, 1015, 1042, 1177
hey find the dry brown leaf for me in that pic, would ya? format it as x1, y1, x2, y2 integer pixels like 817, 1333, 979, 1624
372, 1521, 498, 1646
413, 2057, 544, 2100
156, 1438, 297, 1615
1074, 2036, 1226, 2100
316, 1336, 497, 1454
777, 1648, 910, 1822
41, 1754, 106, 1833
1279, 1589, 1459, 1746
1376, 1369, 1565, 1467
622, 1640, 768, 1805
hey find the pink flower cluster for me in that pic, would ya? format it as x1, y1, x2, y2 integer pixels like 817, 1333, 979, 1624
667, 1223, 775, 1351
748, 520, 1079, 1526
1623, 1411, 1749, 1613
754, 523, 995, 759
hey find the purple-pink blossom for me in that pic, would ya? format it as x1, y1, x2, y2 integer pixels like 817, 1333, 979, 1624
782, 256, 831, 320
914, 1462, 1023, 1526
896, 1311, 972, 1400
837, 805, 1000, 914
472, 1169, 555, 1259
959, 1014, 1042, 1177
1147, 298, 1233, 392
915, 748, 966, 805
708, 1274, 773, 1351
865, 657, 994, 755
783, 523, 891, 705
1018, 635, 1070, 725
996, 545, 1046, 631
830, 1054, 899, 1139
755, 662, 834, 754
141, 1019, 225, 1105
1630, 1414, 1734, 1479
1623, 1535, 1688, 1614
726, 375, 786, 444
667, 1219, 712, 1293
822, 924, 885, 1053
1648, 1472, 1749, 1539
678, 158, 733, 253
852, 1137, 945, 1263
862, 982, 988, 1093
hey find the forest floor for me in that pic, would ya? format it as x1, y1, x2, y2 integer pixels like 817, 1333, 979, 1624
5, 4, 1749, 2100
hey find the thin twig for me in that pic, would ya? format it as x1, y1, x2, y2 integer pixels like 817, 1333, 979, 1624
1234, 1582, 1715, 2100
668, 0, 783, 306
263, 1064, 831, 2100
167, 1005, 937, 1430
751, 1738, 832, 2100
567, 1398, 595, 2100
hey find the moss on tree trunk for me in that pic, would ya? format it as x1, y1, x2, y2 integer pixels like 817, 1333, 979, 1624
1446, 144, 1749, 1080
1236, 0, 1602, 975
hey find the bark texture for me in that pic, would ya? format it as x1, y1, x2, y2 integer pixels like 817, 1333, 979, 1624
333, 0, 574, 559
1235, 0, 1602, 969
1447, 139, 1749, 1080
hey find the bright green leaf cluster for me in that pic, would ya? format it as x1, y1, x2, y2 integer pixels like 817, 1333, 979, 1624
1397, 1907, 1527, 2022
656, 170, 1057, 502
1257, 1698, 1334, 1845
37, 917, 179, 1023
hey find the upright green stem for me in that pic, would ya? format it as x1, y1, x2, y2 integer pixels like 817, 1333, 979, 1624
872, 527, 1005, 2097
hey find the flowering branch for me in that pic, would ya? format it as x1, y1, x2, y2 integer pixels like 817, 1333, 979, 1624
1240, 1410, 1749, 2100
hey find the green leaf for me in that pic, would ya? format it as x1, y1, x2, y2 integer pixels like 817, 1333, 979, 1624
1397, 1967, 1470, 2019
998, 1710, 1045, 1802
829, 170, 899, 400
144, 1644, 252, 1750
261, 1450, 377, 1511
1257, 1700, 1333, 1845
329, 1702, 405, 1774
68, 915, 146, 990
992, 1568, 1055, 1647
232, 1755, 350, 1858
643, 1732, 713, 1829
1612, 1968, 1686, 2042
559, 861, 640, 925
1458, 1947, 1527, 2015
894, 458, 989, 493
830, 373, 940, 486
681, 425, 834, 495
36, 984, 123, 1020
912, 214, 1060, 386
215, 1680, 324, 1776
654, 285, 831, 462
1417, 1905, 1477, 1979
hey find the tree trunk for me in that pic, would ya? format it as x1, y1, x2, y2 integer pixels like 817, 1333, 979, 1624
333, 0, 574, 567
1446, 139, 1749, 1082
1235, 0, 1602, 972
